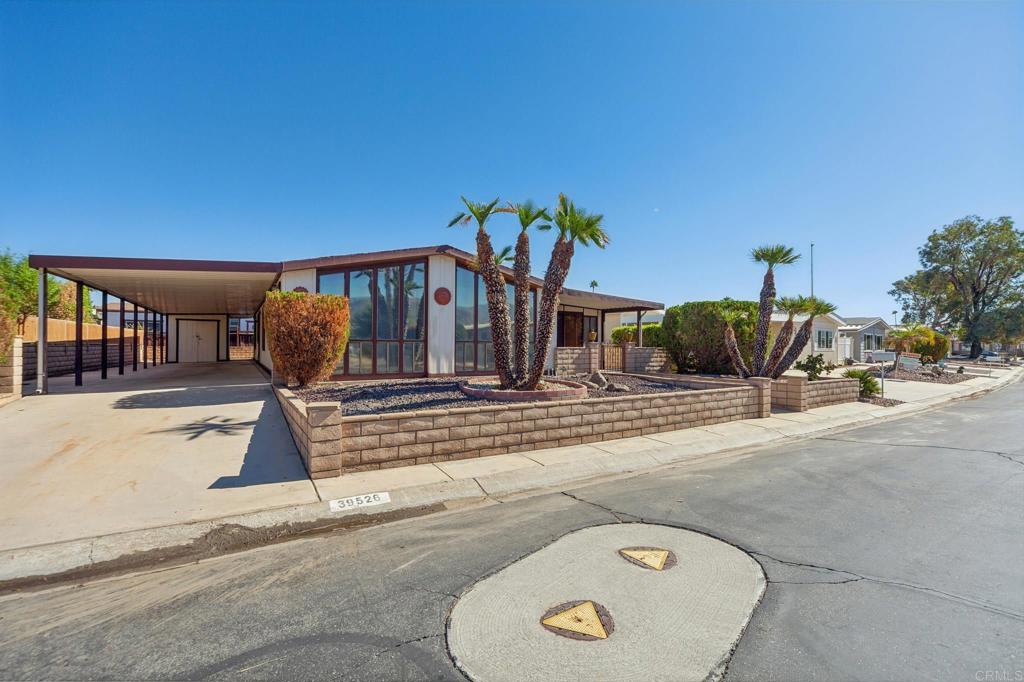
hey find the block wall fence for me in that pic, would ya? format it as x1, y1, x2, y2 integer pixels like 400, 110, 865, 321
22, 339, 140, 382
274, 374, 772, 479
554, 342, 672, 375
771, 375, 860, 411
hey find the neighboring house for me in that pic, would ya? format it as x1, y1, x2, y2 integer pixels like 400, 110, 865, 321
769, 311, 844, 367
600, 310, 665, 344
93, 303, 161, 330
30, 245, 662, 382
837, 317, 893, 363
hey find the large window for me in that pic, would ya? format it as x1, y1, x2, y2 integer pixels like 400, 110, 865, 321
455, 265, 536, 373
815, 329, 834, 350
317, 261, 426, 376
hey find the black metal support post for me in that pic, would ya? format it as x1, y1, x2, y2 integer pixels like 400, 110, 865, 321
143, 309, 149, 369
74, 281, 83, 386
101, 291, 108, 379
132, 305, 138, 371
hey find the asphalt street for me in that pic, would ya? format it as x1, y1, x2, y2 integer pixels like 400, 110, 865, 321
0, 380, 1021, 681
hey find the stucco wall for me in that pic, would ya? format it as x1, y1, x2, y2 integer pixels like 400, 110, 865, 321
427, 254, 456, 375
280, 268, 316, 293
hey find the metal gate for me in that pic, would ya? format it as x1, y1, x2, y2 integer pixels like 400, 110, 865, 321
601, 344, 623, 371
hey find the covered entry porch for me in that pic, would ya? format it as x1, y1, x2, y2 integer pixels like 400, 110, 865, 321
553, 287, 664, 373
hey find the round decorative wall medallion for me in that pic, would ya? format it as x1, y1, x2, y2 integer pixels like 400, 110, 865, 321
292, 286, 309, 293
434, 287, 452, 305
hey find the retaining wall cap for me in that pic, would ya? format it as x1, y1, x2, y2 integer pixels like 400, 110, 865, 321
306, 401, 342, 410
340, 413, 382, 423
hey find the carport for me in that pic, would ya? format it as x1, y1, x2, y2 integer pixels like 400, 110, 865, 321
27, 255, 281, 391
2, 256, 320, 549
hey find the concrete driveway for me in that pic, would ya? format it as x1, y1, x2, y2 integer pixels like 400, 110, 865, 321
0, 362, 318, 551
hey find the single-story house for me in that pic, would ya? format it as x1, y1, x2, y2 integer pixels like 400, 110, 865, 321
28, 245, 662, 388
837, 317, 893, 363
769, 311, 845, 368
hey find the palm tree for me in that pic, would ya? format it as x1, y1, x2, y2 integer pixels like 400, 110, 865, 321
771, 297, 838, 378
723, 310, 752, 378
505, 201, 550, 383
590, 280, 599, 292
523, 194, 610, 390
884, 323, 930, 372
762, 295, 811, 378
449, 197, 516, 388
750, 245, 801, 376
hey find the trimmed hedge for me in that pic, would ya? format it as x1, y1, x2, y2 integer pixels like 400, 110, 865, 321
264, 291, 350, 386
610, 322, 665, 347
662, 300, 758, 374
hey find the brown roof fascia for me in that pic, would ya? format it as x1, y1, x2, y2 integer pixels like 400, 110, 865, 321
28, 254, 282, 273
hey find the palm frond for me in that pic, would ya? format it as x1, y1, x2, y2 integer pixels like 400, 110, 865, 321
447, 212, 469, 228
751, 244, 801, 267
493, 245, 514, 266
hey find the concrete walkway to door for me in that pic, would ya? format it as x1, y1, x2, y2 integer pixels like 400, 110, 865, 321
0, 362, 318, 552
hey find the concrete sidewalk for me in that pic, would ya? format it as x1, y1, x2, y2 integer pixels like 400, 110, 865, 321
1, 364, 1020, 587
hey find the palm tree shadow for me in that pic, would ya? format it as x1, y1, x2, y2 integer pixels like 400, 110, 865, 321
152, 416, 258, 441
145, 400, 310, 489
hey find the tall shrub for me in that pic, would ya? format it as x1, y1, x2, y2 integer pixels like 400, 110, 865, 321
263, 291, 350, 387
911, 327, 950, 362
662, 300, 758, 374
610, 322, 664, 346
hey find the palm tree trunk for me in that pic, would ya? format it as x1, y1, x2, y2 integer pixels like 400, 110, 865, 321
752, 267, 775, 375
724, 322, 751, 378
762, 317, 794, 377
524, 237, 573, 390
771, 317, 815, 378
512, 229, 531, 386
475, 226, 515, 388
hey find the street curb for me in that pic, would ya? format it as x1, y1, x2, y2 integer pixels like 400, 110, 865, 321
2, 366, 1020, 591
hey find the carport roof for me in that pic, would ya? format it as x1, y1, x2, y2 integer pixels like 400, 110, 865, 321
28, 255, 281, 315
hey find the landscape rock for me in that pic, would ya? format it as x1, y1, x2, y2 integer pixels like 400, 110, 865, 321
605, 383, 631, 392
588, 372, 608, 387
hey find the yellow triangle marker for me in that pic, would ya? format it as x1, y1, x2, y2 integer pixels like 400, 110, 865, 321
620, 548, 670, 571
541, 601, 608, 639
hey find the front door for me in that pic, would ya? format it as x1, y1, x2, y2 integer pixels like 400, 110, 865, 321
178, 320, 218, 362
558, 312, 584, 347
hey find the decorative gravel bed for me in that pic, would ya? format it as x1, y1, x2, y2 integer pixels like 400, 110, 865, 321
866, 367, 975, 385
295, 374, 687, 416
860, 396, 904, 407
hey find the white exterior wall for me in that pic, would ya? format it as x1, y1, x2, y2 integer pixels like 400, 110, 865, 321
280, 268, 316, 293
167, 313, 229, 362
809, 318, 841, 366
427, 254, 456, 375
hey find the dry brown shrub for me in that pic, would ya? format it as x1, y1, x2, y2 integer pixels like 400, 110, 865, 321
263, 291, 350, 387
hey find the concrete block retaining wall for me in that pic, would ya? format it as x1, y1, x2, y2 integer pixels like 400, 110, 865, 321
771, 376, 859, 411
554, 345, 598, 376
625, 346, 672, 374
274, 375, 769, 478
22, 339, 139, 381
1, 337, 23, 401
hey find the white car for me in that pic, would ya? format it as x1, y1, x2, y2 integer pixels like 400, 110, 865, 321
978, 351, 1001, 362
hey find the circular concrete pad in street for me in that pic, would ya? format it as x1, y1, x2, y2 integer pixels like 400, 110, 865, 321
447, 523, 766, 681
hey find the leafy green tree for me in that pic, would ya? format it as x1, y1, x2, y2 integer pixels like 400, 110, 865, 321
50, 281, 99, 324
975, 304, 1024, 350
890, 216, 1023, 358
0, 250, 60, 333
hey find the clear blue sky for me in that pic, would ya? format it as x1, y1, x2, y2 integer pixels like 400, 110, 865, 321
1, 1, 1020, 318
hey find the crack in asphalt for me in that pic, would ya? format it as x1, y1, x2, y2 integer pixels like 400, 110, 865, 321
341, 633, 443, 680
557, 491, 1024, 622
816, 437, 1024, 468
561, 491, 642, 523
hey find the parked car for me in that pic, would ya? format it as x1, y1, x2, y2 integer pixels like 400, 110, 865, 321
978, 350, 1002, 362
